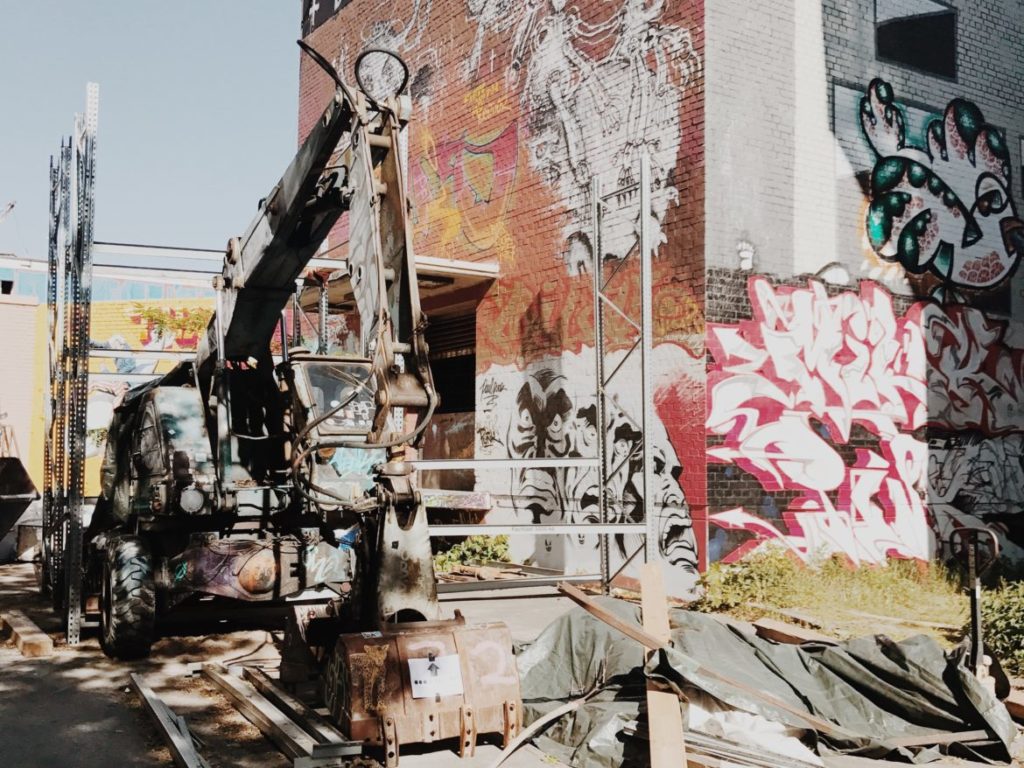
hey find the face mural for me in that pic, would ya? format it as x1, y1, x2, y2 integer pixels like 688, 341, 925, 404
707, 276, 1024, 566
861, 79, 1024, 299
478, 345, 700, 596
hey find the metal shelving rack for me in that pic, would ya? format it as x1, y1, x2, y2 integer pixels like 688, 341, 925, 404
43, 84, 99, 644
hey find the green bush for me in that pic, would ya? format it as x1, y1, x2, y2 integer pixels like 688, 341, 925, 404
692, 549, 801, 612
434, 535, 511, 573
978, 581, 1024, 676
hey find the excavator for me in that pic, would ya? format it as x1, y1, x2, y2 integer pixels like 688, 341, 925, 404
84, 45, 520, 762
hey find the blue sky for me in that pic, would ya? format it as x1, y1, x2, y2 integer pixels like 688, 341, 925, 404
0, 1, 301, 260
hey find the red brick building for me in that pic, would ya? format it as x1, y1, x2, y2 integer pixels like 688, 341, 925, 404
300, 0, 1024, 592
300, 0, 706, 596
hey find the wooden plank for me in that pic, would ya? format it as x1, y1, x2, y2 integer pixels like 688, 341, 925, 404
753, 618, 835, 645
841, 609, 959, 631
129, 673, 209, 768
1, 610, 53, 657
202, 663, 318, 760
241, 666, 360, 756
556, 582, 861, 741
558, 582, 664, 650
640, 563, 687, 768
883, 729, 990, 748
1004, 689, 1024, 723
748, 603, 829, 629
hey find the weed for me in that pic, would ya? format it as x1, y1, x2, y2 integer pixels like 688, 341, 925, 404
692, 549, 967, 642
977, 581, 1024, 676
433, 535, 511, 573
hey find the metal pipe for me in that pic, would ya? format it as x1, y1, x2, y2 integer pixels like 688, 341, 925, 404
317, 278, 329, 354
292, 278, 303, 347
279, 313, 289, 364
639, 150, 656, 562
591, 174, 610, 596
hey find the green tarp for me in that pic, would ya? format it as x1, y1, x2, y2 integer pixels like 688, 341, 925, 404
517, 598, 1016, 766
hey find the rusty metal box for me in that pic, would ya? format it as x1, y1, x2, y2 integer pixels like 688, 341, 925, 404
325, 616, 522, 764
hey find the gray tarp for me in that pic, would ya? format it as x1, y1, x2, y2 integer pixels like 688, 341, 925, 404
517, 598, 1016, 767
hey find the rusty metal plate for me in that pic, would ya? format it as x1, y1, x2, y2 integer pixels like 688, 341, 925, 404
327, 617, 521, 760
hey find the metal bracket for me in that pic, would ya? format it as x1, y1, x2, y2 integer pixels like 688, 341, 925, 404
381, 713, 399, 768
459, 705, 476, 759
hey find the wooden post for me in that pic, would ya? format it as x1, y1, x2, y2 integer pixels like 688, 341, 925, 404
640, 563, 687, 768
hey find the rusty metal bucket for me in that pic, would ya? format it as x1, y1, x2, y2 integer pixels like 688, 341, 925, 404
0, 457, 38, 539
323, 613, 521, 766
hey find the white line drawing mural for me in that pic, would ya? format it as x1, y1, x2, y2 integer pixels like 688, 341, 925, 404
477, 344, 700, 596
467, 0, 701, 272
335, 0, 443, 113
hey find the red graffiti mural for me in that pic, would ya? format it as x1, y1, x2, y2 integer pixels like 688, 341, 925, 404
707, 276, 1024, 564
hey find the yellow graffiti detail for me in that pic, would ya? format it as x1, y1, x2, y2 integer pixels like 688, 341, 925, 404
464, 82, 513, 122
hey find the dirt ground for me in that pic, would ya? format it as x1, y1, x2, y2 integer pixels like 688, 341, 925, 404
0, 562, 573, 768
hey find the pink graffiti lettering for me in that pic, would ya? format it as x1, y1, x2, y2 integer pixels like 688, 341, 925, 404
707, 276, 1024, 564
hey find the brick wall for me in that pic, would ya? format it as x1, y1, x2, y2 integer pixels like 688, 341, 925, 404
704, 0, 1024, 567
300, 0, 707, 596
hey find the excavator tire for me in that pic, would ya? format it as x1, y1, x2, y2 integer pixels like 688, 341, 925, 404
100, 536, 156, 659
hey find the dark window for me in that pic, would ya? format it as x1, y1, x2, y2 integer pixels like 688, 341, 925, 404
876, 1, 956, 80
424, 313, 476, 415
1, 280, 12, 295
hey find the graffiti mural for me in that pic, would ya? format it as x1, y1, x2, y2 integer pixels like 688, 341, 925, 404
335, 0, 441, 112
861, 79, 1024, 298
464, 0, 701, 270
410, 118, 519, 263
707, 275, 1024, 565
464, 0, 520, 80
477, 344, 702, 596
302, 1, 706, 587
81, 299, 215, 490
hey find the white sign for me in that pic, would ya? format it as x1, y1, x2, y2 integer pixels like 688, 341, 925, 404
407, 654, 464, 699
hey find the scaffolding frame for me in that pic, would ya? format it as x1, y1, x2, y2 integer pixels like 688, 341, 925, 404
425, 150, 659, 595
593, 150, 658, 591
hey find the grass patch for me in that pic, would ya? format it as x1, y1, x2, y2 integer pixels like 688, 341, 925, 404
692, 550, 968, 644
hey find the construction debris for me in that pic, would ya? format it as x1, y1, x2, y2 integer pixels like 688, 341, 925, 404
202, 663, 362, 766
129, 673, 211, 768
537, 589, 1018, 766
0, 453, 38, 541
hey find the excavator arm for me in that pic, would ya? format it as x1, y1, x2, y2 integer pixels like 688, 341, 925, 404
192, 44, 440, 624
194, 45, 437, 479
